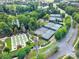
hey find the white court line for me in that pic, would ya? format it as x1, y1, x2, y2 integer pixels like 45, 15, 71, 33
21, 34, 26, 47
24, 34, 28, 42
18, 35, 22, 45
11, 36, 17, 51
19, 34, 25, 47
15, 35, 18, 46
11, 37, 14, 50
22, 34, 27, 42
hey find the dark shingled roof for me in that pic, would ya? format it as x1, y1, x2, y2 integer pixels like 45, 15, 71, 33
49, 17, 63, 22
34, 27, 56, 40
44, 22, 62, 31
50, 14, 62, 18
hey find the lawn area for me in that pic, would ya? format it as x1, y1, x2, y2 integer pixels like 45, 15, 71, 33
46, 0, 54, 2
27, 41, 58, 59
31, 35, 48, 46
74, 28, 79, 50
5, 37, 11, 49
73, 28, 79, 45
38, 39, 48, 46
0, 40, 3, 46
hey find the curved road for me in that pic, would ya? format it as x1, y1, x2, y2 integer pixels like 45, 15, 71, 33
48, 3, 78, 59
48, 26, 78, 59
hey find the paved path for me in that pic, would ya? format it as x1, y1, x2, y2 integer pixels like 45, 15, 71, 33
48, 3, 78, 59
48, 25, 78, 59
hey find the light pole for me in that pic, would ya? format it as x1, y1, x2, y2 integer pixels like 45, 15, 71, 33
33, 37, 39, 59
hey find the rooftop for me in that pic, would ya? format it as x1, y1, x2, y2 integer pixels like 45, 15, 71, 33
49, 17, 62, 22
44, 22, 62, 31
34, 27, 56, 40
50, 14, 62, 18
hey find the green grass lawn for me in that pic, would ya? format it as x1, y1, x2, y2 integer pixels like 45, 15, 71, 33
46, 0, 54, 2
0, 40, 3, 46
38, 39, 48, 46
5, 37, 11, 49
73, 29, 79, 49
27, 41, 58, 59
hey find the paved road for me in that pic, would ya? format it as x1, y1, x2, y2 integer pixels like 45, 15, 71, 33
48, 3, 78, 59
48, 24, 78, 59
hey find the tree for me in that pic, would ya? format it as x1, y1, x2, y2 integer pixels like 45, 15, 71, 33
65, 6, 76, 15
0, 5, 4, 12
76, 50, 79, 58
49, 3, 53, 9
55, 26, 67, 40
28, 17, 37, 30
61, 13, 65, 18
37, 54, 46, 59
0, 13, 8, 22
64, 16, 71, 29
58, 3, 66, 9
7, 15, 16, 23
4, 5, 16, 14
43, 14, 50, 20
63, 55, 74, 59
0, 22, 11, 36
17, 45, 22, 50
28, 2, 38, 11
73, 20, 77, 28
0, 40, 4, 54
17, 14, 27, 24
2, 52, 12, 59
7, 15, 16, 29
73, 13, 79, 23
16, 46, 31, 59
30, 11, 39, 19
3, 47, 10, 53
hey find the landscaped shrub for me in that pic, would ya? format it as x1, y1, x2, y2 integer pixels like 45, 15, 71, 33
74, 38, 79, 50
58, 55, 75, 59
0, 22, 12, 37
76, 50, 79, 58
55, 16, 71, 40
43, 14, 50, 20
37, 54, 46, 59
16, 46, 31, 59
57, 3, 66, 10
64, 16, 71, 29
74, 28, 79, 50
65, 6, 77, 15
55, 26, 67, 40
61, 13, 65, 18
3, 47, 10, 53
1, 52, 12, 59
5, 37, 11, 49
72, 20, 77, 28
73, 13, 79, 23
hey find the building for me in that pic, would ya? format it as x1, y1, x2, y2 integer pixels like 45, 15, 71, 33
54, 0, 63, 2
0, 0, 16, 4
63, 0, 78, 2
34, 27, 56, 40
70, 2, 79, 7
49, 14, 63, 23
